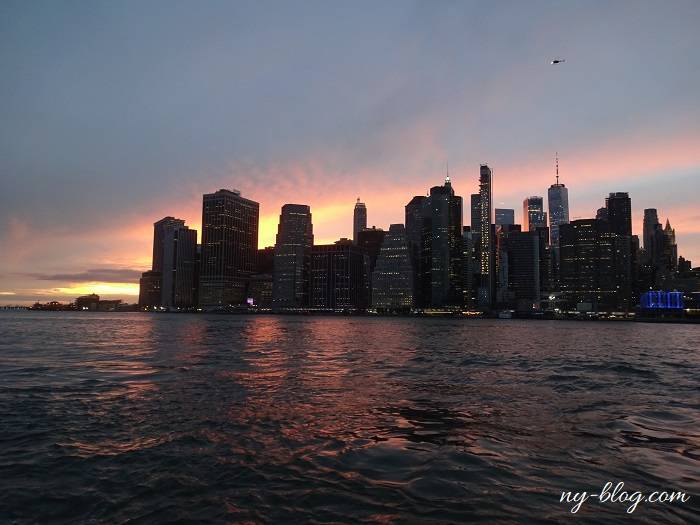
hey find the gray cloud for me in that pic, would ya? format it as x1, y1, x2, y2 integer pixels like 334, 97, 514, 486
32, 268, 143, 283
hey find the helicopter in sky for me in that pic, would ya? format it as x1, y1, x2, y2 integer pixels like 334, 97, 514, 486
550, 58, 566, 64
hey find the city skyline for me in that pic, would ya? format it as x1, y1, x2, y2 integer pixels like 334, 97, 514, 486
2, 1, 700, 303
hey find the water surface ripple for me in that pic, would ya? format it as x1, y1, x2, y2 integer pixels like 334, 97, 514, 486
0, 312, 698, 523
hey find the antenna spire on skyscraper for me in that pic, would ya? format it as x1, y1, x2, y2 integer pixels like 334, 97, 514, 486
555, 152, 559, 185
445, 162, 450, 185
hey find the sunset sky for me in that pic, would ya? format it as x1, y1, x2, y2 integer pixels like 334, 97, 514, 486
1, 0, 699, 304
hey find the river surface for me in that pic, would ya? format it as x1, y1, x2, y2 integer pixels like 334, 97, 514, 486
0, 312, 698, 524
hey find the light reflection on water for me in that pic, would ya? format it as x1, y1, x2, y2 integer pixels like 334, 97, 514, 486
0, 312, 698, 523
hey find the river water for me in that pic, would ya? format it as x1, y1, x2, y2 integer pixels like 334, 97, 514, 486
0, 312, 698, 523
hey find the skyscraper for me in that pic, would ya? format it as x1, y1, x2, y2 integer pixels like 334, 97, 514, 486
495, 208, 515, 226
140, 216, 196, 309
470, 194, 482, 232
547, 160, 569, 275
461, 227, 480, 308
140, 216, 184, 308
138, 270, 162, 308
605, 192, 632, 237
523, 196, 547, 232
504, 230, 541, 311
310, 239, 369, 310
161, 223, 197, 308
272, 204, 313, 309
199, 189, 259, 308
357, 226, 385, 305
405, 195, 429, 307
152, 217, 185, 273
605, 192, 633, 310
356, 226, 385, 275
372, 224, 414, 312
479, 164, 494, 307
428, 174, 463, 307
353, 198, 367, 243
643, 208, 661, 261
662, 219, 678, 272
559, 219, 617, 311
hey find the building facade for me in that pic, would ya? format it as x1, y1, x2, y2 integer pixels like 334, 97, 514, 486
405, 195, 429, 307
371, 224, 414, 311
548, 176, 569, 276
272, 204, 314, 309
495, 208, 515, 226
198, 190, 259, 308
479, 164, 494, 307
161, 224, 197, 308
523, 196, 547, 232
309, 240, 369, 310
353, 198, 367, 244
559, 219, 617, 311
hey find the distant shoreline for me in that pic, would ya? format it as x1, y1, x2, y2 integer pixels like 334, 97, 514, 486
3, 307, 699, 324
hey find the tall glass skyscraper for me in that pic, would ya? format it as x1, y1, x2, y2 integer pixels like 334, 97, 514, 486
272, 204, 314, 309
479, 164, 494, 307
353, 198, 367, 243
199, 189, 259, 308
371, 224, 414, 311
428, 175, 463, 307
548, 172, 569, 273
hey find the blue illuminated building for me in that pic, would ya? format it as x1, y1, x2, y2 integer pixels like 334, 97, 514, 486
640, 291, 684, 310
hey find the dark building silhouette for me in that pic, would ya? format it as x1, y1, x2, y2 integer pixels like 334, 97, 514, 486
249, 274, 273, 308
427, 175, 463, 307
357, 226, 385, 304
606, 192, 632, 236
495, 223, 521, 307
405, 195, 429, 307
152, 217, 185, 273
535, 226, 551, 293
559, 219, 617, 311
605, 192, 633, 310
470, 194, 482, 232
140, 216, 197, 309
161, 224, 197, 308
662, 219, 678, 272
405, 175, 463, 308
505, 230, 541, 311
76, 293, 101, 310
523, 196, 547, 232
310, 239, 369, 310
495, 208, 515, 226
139, 216, 185, 308
479, 165, 494, 307
353, 198, 367, 244
273, 204, 313, 309
371, 224, 413, 312
256, 246, 275, 274
138, 271, 162, 308
357, 227, 385, 275
199, 189, 259, 308
462, 227, 480, 308
248, 246, 275, 307
643, 208, 661, 261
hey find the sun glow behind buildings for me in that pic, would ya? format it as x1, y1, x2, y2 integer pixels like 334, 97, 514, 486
53, 283, 140, 298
